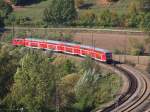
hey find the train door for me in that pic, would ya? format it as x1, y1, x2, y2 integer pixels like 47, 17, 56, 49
64, 46, 73, 54
73, 46, 80, 55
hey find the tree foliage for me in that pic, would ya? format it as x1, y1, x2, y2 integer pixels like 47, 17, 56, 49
139, 0, 150, 12
0, 46, 121, 112
0, 13, 4, 27
0, 45, 23, 99
129, 37, 145, 55
12, 0, 46, 6
0, 0, 12, 17
43, 0, 77, 25
5, 50, 55, 111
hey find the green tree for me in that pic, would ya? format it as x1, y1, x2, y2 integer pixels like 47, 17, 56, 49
98, 9, 112, 27
0, 1, 12, 17
53, 57, 77, 77
0, 13, 4, 27
75, 0, 84, 8
139, 0, 150, 12
58, 73, 81, 111
0, 45, 21, 99
43, 0, 77, 26
79, 11, 97, 27
5, 51, 55, 112
140, 13, 150, 33
74, 69, 102, 112
129, 38, 145, 55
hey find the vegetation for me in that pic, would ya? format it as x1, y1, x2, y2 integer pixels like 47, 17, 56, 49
0, 1, 12, 17
43, 0, 77, 26
147, 59, 150, 73
0, 44, 121, 112
12, 0, 47, 6
0, 14, 4, 27
2, 0, 148, 30
128, 38, 145, 56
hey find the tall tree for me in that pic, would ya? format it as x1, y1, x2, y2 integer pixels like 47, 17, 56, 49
0, 13, 4, 27
140, 0, 150, 12
0, 1, 12, 17
0, 45, 21, 99
5, 51, 55, 112
43, 0, 77, 25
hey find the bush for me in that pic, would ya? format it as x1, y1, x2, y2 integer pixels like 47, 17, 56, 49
98, 9, 112, 27
43, 0, 77, 25
12, 0, 47, 6
2, 33, 13, 42
110, 11, 120, 27
113, 49, 122, 54
124, 60, 136, 67
130, 48, 143, 56
75, 0, 84, 8
126, 13, 142, 28
47, 33, 73, 42
140, 13, 150, 31
129, 38, 145, 56
139, 0, 150, 12
0, 1, 12, 17
79, 11, 97, 27
0, 14, 4, 27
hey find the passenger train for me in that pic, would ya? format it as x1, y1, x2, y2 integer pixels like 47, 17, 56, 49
12, 38, 112, 63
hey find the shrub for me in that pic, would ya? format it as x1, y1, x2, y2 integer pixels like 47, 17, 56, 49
0, 14, 4, 27
110, 11, 120, 27
2, 33, 13, 42
113, 49, 122, 54
0, 1, 12, 17
126, 13, 142, 28
129, 38, 145, 56
98, 9, 112, 27
12, 0, 47, 6
75, 0, 84, 8
79, 11, 97, 27
124, 60, 136, 67
47, 33, 73, 42
139, 0, 150, 12
43, 0, 77, 25
140, 13, 150, 31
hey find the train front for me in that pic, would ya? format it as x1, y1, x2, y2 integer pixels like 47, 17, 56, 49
105, 52, 113, 63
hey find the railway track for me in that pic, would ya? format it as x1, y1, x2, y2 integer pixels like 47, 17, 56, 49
97, 63, 150, 112
55, 54, 150, 112
1, 40, 149, 111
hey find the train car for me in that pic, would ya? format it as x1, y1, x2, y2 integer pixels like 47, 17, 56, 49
12, 38, 112, 63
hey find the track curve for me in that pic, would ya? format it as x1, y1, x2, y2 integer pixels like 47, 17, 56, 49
97, 64, 150, 112
2, 40, 149, 112
55, 54, 150, 112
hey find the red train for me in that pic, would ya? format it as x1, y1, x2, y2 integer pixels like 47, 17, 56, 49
12, 38, 112, 63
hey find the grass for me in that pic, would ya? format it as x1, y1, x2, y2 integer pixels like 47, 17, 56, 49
12, 0, 51, 21
12, 0, 132, 23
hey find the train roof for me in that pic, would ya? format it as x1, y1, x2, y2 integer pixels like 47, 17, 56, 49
26, 38, 111, 53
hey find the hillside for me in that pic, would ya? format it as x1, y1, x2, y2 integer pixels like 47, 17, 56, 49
11, 0, 132, 24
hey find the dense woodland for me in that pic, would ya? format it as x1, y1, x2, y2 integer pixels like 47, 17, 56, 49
0, 44, 121, 112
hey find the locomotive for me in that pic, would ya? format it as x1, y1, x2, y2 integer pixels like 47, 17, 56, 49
12, 38, 112, 63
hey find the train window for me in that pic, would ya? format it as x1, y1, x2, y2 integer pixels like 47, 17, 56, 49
106, 53, 112, 59
16, 39, 21, 42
